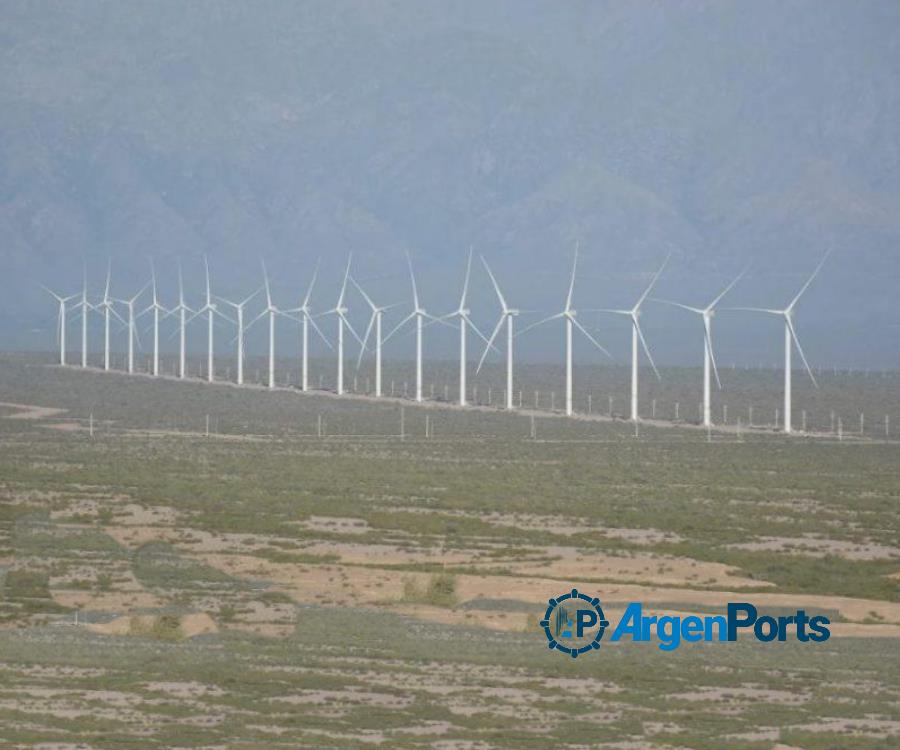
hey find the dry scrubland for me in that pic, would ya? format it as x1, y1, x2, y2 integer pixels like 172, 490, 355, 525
0, 353, 898, 749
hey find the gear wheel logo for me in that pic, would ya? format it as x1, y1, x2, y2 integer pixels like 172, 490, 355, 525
540, 589, 609, 658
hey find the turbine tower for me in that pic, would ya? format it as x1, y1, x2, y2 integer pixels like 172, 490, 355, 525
477, 256, 520, 410
283, 260, 331, 392
653, 269, 745, 427
78, 265, 91, 368
320, 255, 362, 396
186, 256, 232, 383
113, 283, 149, 374
385, 253, 439, 403
95, 261, 125, 371
519, 245, 611, 416
246, 260, 286, 390
729, 253, 829, 434
41, 286, 77, 366
138, 260, 168, 377
352, 277, 400, 399
169, 263, 194, 379
593, 254, 669, 422
440, 249, 491, 406
216, 288, 261, 386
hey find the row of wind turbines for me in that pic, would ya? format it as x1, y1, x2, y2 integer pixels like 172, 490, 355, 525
42, 247, 829, 434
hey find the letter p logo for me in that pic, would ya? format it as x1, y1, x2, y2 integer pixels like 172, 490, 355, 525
576, 608, 598, 637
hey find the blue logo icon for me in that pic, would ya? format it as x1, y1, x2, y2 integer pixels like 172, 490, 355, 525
540, 589, 609, 658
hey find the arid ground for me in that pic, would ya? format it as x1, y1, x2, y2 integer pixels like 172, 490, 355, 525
0, 354, 897, 749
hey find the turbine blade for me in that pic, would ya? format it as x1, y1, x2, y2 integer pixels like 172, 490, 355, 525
104, 259, 111, 300
460, 246, 473, 309
204, 255, 212, 304
651, 299, 703, 315
306, 312, 333, 350
481, 256, 508, 311
384, 311, 416, 342
261, 258, 272, 307
303, 257, 320, 308
350, 276, 376, 311
708, 267, 747, 310
635, 251, 670, 310
476, 316, 505, 374
572, 317, 612, 358
464, 314, 496, 349
338, 253, 352, 307
565, 242, 579, 311
245, 309, 268, 332
341, 313, 364, 346
786, 316, 818, 388
634, 318, 660, 380
703, 316, 722, 389
517, 312, 563, 337
788, 250, 831, 311
406, 251, 419, 310
356, 312, 377, 370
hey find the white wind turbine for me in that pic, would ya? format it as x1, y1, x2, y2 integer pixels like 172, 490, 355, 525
728, 253, 829, 434
138, 260, 169, 377
352, 277, 401, 399
77, 265, 92, 368
440, 249, 492, 406
592, 254, 669, 422
385, 253, 440, 403
169, 263, 194, 379
519, 244, 611, 416
245, 260, 289, 390
41, 286, 78, 366
94, 261, 126, 371
216, 287, 262, 386
185, 256, 233, 383
113, 283, 149, 374
477, 256, 522, 410
282, 260, 332, 392
320, 255, 362, 396
653, 269, 745, 427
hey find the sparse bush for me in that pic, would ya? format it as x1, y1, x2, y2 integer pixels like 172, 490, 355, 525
401, 572, 457, 608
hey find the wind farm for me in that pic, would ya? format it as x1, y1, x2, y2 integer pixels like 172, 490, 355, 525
4, 3, 900, 748
32, 248, 874, 440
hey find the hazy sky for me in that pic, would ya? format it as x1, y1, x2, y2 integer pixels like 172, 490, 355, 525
3, 1, 899, 367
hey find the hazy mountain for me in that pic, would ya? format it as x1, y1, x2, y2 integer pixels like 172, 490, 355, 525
3, 1, 899, 367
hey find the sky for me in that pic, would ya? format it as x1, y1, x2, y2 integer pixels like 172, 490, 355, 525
3, 0, 899, 369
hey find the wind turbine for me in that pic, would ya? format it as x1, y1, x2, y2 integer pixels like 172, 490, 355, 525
352, 276, 401, 398
138, 260, 169, 377
319, 255, 362, 396
653, 269, 746, 427
41, 286, 78, 366
186, 256, 233, 383
282, 259, 332, 392
94, 261, 125, 371
592, 254, 669, 422
727, 253, 829, 434
216, 287, 261, 386
519, 244, 611, 416
244, 260, 289, 389
385, 253, 440, 403
168, 262, 194, 379
113, 283, 149, 374
476, 256, 521, 410
438, 249, 492, 406
77, 264, 91, 368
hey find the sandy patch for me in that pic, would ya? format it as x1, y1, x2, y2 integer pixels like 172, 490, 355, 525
87, 612, 217, 638
0, 402, 67, 420
729, 535, 900, 561
300, 516, 371, 535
